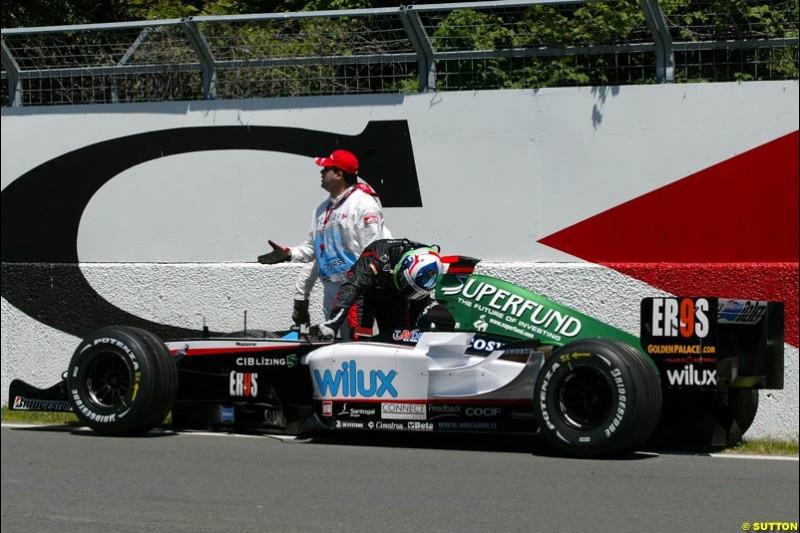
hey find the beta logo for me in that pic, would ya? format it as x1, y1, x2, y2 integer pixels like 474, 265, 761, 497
229, 371, 258, 397
651, 298, 710, 338
666, 365, 717, 386
314, 360, 398, 398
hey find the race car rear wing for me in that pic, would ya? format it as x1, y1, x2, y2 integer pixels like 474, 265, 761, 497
640, 297, 784, 390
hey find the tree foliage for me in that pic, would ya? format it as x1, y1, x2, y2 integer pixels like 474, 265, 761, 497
1, 0, 797, 105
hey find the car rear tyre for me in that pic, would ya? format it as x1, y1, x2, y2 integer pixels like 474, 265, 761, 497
649, 387, 759, 450
534, 339, 662, 458
67, 326, 177, 435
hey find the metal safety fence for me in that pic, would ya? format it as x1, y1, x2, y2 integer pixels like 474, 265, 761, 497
1, 0, 797, 107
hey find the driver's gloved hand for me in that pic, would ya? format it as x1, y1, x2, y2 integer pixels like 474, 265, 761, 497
292, 299, 310, 326
258, 240, 291, 264
309, 323, 335, 341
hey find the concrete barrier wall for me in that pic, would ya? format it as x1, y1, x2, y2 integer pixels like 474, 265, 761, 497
2, 81, 797, 438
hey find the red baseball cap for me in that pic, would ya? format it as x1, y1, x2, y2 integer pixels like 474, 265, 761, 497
315, 149, 358, 174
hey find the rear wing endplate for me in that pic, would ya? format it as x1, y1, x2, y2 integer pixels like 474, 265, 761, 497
641, 297, 784, 390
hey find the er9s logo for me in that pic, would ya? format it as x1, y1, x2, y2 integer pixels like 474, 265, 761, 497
651, 298, 710, 338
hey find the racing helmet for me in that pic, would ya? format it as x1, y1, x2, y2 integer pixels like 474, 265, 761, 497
393, 247, 443, 300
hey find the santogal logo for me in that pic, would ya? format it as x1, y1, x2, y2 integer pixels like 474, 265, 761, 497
314, 360, 398, 398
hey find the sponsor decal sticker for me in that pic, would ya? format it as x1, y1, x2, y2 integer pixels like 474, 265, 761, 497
367, 421, 406, 430
392, 329, 421, 342
429, 404, 461, 414
335, 420, 364, 429
264, 409, 286, 428
467, 336, 505, 353
664, 355, 718, 365
338, 403, 377, 418
603, 368, 627, 438
437, 421, 498, 430
229, 371, 258, 397
465, 407, 502, 417
236, 356, 294, 367
220, 406, 235, 423
641, 297, 719, 388
322, 401, 333, 417
13, 396, 73, 412
718, 299, 767, 324
381, 403, 427, 420
441, 277, 583, 342
314, 361, 398, 398
650, 297, 711, 338
647, 344, 716, 355
666, 364, 717, 387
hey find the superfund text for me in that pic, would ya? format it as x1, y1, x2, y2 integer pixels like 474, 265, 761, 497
457, 279, 582, 337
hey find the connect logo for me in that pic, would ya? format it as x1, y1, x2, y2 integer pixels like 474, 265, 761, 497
314, 360, 398, 398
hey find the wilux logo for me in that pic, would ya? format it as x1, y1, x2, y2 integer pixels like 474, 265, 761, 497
666, 364, 717, 387
314, 360, 398, 398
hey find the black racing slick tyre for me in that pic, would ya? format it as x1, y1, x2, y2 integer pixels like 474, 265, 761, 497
649, 388, 759, 450
726, 388, 759, 436
67, 326, 178, 435
534, 339, 662, 458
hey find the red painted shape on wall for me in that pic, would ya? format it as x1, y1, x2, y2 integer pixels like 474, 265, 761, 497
539, 131, 799, 347
603, 263, 798, 348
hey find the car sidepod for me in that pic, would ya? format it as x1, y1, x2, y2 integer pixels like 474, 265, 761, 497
308, 332, 543, 434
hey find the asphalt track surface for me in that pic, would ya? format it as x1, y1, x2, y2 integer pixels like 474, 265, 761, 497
2, 425, 798, 533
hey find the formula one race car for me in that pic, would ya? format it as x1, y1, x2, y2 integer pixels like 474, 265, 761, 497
9, 257, 784, 458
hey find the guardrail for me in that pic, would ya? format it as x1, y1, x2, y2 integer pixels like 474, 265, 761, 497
2, 0, 797, 107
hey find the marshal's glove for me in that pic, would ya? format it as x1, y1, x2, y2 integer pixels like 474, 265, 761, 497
292, 299, 310, 326
258, 240, 291, 265
309, 323, 336, 341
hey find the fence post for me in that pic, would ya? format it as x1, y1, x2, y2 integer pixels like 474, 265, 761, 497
400, 7, 436, 92
183, 19, 218, 99
111, 27, 152, 104
1, 39, 23, 106
639, 0, 674, 83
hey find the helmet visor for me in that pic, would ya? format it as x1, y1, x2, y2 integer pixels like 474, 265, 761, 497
397, 269, 434, 300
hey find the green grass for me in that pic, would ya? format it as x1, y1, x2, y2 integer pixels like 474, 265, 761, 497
720, 438, 799, 456
2, 406, 81, 425
3, 407, 798, 455
1, 407, 172, 427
